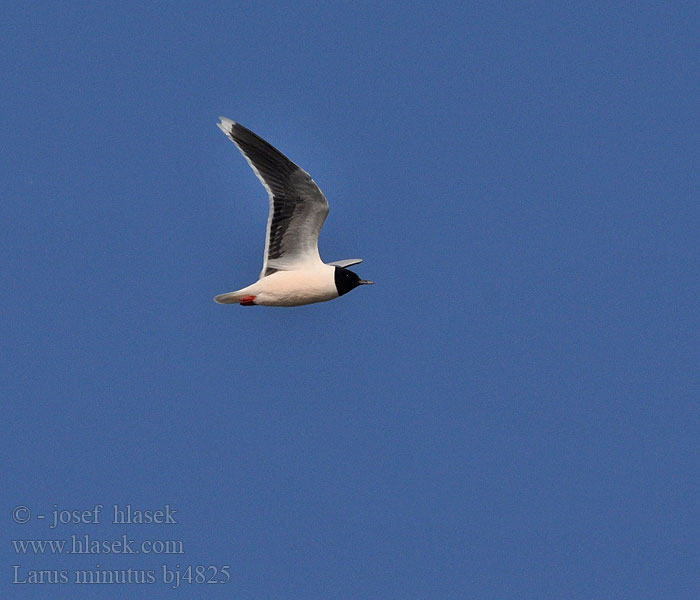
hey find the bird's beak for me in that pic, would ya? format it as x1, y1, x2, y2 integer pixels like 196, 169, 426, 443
359, 279, 374, 285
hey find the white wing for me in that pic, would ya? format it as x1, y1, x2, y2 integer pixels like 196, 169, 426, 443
218, 117, 329, 277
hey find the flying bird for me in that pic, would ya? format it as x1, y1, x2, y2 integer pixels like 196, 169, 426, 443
214, 118, 373, 306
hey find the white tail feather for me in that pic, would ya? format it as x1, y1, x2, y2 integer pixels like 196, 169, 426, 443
214, 291, 245, 304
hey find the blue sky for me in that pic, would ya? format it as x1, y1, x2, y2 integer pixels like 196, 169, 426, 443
2, 2, 698, 598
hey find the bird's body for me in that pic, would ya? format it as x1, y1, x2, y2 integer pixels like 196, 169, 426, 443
214, 118, 372, 307
215, 264, 337, 307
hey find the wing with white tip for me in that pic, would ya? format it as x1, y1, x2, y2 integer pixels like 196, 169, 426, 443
218, 117, 329, 277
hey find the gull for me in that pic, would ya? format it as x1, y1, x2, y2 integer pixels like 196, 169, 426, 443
214, 118, 373, 306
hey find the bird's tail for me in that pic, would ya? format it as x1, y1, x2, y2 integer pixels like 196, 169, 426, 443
214, 291, 246, 304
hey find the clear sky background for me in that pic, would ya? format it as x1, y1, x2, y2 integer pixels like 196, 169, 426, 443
2, 2, 698, 599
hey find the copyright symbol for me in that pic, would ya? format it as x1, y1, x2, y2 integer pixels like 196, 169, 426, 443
12, 506, 30, 523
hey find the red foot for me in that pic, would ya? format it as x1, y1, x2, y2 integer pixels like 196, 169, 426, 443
240, 295, 257, 306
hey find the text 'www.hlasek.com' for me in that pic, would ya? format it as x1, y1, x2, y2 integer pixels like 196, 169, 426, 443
10, 503, 231, 589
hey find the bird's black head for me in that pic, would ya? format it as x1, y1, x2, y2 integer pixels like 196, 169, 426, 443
334, 267, 374, 296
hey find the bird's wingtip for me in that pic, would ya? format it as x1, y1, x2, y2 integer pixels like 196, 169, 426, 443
217, 116, 236, 134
